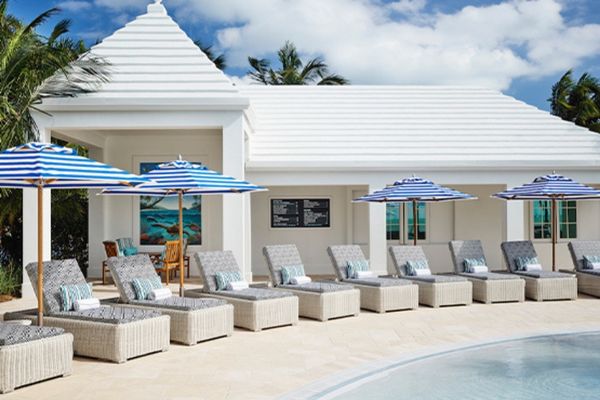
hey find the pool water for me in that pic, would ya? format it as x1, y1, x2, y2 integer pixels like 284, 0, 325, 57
324, 332, 600, 400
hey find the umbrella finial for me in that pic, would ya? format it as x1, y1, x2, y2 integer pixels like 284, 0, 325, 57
178, 154, 183, 161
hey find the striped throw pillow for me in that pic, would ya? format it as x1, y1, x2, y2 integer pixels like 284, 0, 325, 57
515, 256, 539, 271
405, 260, 429, 276
281, 265, 305, 284
215, 271, 243, 291
583, 255, 600, 270
463, 257, 486, 273
131, 277, 163, 300
346, 260, 369, 279
59, 283, 93, 311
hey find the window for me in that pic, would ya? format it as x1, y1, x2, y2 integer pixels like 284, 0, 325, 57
532, 200, 576, 240
386, 203, 427, 242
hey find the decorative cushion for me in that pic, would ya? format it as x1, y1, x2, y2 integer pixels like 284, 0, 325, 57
405, 260, 430, 276
123, 247, 138, 256
515, 256, 539, 271
226, 280, 249, 291
583, 255, 600, 270
281, 265, 306, 284
59, 283, 93, 312
131, 277, 162, 300
346, 260, 369, 279
525, 264, 543, 272
463, 257, 486, 273
215, 270, 243, 291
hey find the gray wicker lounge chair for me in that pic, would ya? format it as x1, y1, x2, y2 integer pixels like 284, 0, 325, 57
449, 240, 525, 303
389, 245, 472, 308
107, 254, 233, 345
501, 241, 577, 301
263, 245, 360, 321
5, 259, 170, 363
327, 245, 418, 313
567, 240, 600, 297
0, 323, 72, 393
188, 251, 299, 331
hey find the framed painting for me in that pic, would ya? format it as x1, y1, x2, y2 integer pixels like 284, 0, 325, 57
139, 162, 202, 245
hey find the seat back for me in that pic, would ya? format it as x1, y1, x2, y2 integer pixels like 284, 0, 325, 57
107, 254, 158, 302
103, 241, 119, 258
568, 240, 600, 272
194, 251, 242, 292
327, 245, 368, 280
263, 244, 304, 286
448, 240, 487, 273
163, 240, 181, 264
116, 237, 136, 255
388, 245, 427, 276
500, 240, 538, 273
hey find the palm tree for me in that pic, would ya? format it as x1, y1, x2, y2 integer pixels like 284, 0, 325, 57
549, 70, 600, 133
194, 40, 226, 71
248, 41, 348, 85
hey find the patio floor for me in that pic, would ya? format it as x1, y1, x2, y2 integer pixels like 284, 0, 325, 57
2, 281, 600, 399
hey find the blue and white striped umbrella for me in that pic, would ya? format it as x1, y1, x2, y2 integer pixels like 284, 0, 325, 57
0, 142, 148, 326
102, 156, 265, 295
356, 176, 475, 245
494, 173, 600, 271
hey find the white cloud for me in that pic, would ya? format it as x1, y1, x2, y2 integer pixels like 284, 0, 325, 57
93, 0, 148, 11
162, 0, 600, 90
58, 1, 92, 12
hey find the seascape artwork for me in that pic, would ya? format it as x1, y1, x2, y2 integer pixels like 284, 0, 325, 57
139, 162, 202, 245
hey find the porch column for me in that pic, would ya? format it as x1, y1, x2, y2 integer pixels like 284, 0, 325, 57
222, 115, 251, 281
368, 184, 388, 275
87, 147, 106, 279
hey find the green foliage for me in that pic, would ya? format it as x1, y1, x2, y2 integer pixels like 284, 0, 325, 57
248, 41, 348, 85
0, 263, 20, 296
194, 40, 226, 71
549, 70, 600, 133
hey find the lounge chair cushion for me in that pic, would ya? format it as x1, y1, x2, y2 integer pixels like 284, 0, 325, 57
346, 260, 369, 279
52, 305, 162, 324
501, 241, 539, 273
407, 275, 467, 283
459, 272, 521, 281
132, 277, 162, 300
389, 245, 430, 277
59, 283, 93, 311
515, 256, 540, 271
568, 241, 600, 272
0, 324, 64, 346
195, 251, 242, 292
107, 254, 166, 303
581, 269, 600, 276
280, 281, 354, 293
281, 265, 305, 284
262, 245, 304, 286
583, 255, 600, 270
327, 245, 369, 280
463, 257, 487, 273
131, 296, 227, 311
215, 271, 243, 291
514, 271, 573, 279
346, 277, 411, 287
210, 288, 294, 301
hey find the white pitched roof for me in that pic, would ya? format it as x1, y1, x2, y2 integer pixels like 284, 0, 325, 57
240, 86, 600, 170
41, 1, 247, 110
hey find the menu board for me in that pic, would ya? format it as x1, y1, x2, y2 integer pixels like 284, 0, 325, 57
271, 199, 330, 228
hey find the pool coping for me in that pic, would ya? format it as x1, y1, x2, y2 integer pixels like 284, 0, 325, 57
279, 326, 600, 400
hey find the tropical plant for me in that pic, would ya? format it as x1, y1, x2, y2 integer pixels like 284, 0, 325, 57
0, 262, 20, 297
194, 40, 226, 71
549, 69, 600, 133
248, 41, 348, 85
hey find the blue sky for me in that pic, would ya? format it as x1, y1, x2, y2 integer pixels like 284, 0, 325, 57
7, 0, 600, 110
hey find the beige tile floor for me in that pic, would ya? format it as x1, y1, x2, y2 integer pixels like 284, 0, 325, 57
2, 281, 600, 400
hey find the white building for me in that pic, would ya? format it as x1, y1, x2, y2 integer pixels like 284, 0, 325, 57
23, 1, 600, 295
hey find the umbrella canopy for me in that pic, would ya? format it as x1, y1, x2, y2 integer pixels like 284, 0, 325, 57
102, 156, 265, 295
0, 142, 148, 325
494, 173, 600, 271
355, 176, 476, 245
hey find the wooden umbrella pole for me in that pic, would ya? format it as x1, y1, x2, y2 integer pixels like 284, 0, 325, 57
37, 185, 44, 326
551, 197, 557, 272
412, 199, 418, 246
178, 191, 184, 296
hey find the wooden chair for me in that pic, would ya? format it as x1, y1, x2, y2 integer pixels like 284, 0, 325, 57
173, 238, 191, 278
155, 240, 180, 284
102, 241, 119, 285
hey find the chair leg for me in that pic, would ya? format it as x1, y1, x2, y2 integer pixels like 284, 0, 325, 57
102, 262, 106, 285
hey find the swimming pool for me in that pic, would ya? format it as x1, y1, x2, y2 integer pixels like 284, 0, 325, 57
314, 332, 600, 400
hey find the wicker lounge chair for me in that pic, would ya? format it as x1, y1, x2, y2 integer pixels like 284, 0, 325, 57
326, 245, 419, 313
501, 241, 577, 301
0, 323, 73, 393
389, 245, 472, 308
263, 245, 360, 321
187, 251, 299, 332
107, 254, 234, 345
5, 260, 170, 363
567, 241, 600, 297
449, 240, 525, 303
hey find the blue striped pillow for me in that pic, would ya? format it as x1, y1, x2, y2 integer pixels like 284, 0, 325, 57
131, 277, 163, 300
281, 265, 305, 284
405, 260, 429, 276
215, 271, 243, 291
346, 260, 369, 279
59, 283, 93, 311
515, 257, 538, 271
463, 257, 486, 273
583, 255, 600, 270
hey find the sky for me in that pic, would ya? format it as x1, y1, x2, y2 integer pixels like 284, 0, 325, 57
7, 0, 600, 110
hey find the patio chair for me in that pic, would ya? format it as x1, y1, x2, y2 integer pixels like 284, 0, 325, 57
0, 323, 73, 393
102, 240, 118, 285
263, 245, 360, 321
155, 240, 180, 284
389, 245, 472, 308
4, 259, 170, 363
327, 245, 419, 313
188, 251, 299, 332
448, 240, 525, 303
501, 241, 577, 301
567, 241, 600, 297
107, 254, 233, 345
116, 237, 138, 256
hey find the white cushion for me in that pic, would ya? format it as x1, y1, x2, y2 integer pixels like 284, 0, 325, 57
227, 281, 249, 291
355, 271, 375, 279
414, 268, 432, 276
290, 276, 312, 285
470, 265, 489, 274
148, 287, 172, 301
525, 264, 543, 272
74, 298, 100, 311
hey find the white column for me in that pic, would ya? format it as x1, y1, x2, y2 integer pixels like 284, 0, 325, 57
503, 182, 526, 269
87, 147, 106, 279
368, 184, 388, 275
222, 115, 251, 281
